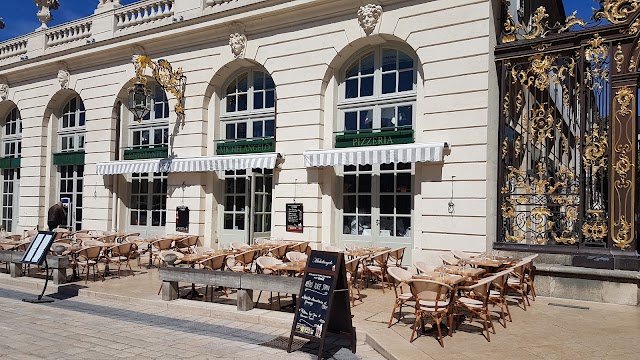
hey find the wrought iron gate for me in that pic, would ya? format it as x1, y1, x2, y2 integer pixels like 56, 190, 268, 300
496, 0, 640, 252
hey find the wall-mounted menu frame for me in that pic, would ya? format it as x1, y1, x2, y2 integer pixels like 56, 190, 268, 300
286, 203, 303, 233
288, 250, 355, 359
20, 231, 58, 265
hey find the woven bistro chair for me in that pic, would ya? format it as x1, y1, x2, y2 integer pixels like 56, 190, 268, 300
176, 235, 199, 254
521, 254, 539, 301
150, 238, 175, 267
227, 250, 257, 272
230, 241, 250, 250
414, 261, 435, 275
106, 242, 135, 278
506, 260, 531, 310
489, 268, 514, 328
451, 250, 474, 261
363, 250, 392, 293
269, 244, 288, 260
387, 247, 407, 268
440, 253, 459, 266
387, 266, 415, 327
285, 251, 307, 263
407, 279, 453, 346
255, 256, 284, 308
199, 254, 228, 300
345, 257, 362, 306
96, 234, 117, 244
453, 275, 497, 342
76, 246, 104, 284
324, 245, 341, 252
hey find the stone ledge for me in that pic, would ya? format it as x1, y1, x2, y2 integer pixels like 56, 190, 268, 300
535, 263, 640, 282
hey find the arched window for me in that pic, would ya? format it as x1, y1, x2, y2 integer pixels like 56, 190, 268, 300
57, 96, 86, 231
338, 47, 416, 133
1, 106, 21, 232
221, 70, 275, 141
59, 96, 86, 152
127, 84, 169, 230
130, 84, 169, 148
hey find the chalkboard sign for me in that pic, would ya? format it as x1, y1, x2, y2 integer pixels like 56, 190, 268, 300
176, 206, 189, 232
286, 203, 303, 233
288, 250, 355, 359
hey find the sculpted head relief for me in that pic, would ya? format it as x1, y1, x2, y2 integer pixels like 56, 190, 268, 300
0, 83, 8, 101
57, 69, 70, 89
358, 4, 383, 35
229, 33, 247, 58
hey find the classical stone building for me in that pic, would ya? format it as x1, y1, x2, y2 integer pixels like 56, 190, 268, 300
1, 0, 638, 305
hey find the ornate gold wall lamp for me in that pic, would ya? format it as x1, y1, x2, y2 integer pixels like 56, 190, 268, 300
128, 55, 186, 126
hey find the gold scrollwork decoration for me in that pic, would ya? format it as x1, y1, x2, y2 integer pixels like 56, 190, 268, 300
553, 231, 577, 245
615, 86, 634, 116
558, 11, 587, 32
529, 103, 554, 145
614, 43, 624, 73
501, 138, 508, 159
133, 55, 187, 126
613, 216, 633, 249
505, 234, 525, 243
583, 123, 608, 174
614, 145, 633, 189
595, 0, 640, 24
523, 7, 549, 39
503, 93, 510, 116
514, 136, 521, 158
515, 90, 523, 113
624, 17, 640, 34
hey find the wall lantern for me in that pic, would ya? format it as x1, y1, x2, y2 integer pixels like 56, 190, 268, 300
128, 81, 152, 122
128, 55, 186, 125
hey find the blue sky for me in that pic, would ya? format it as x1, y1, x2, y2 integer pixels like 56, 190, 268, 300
0, 0, 140, 42
0, 1, 610, 43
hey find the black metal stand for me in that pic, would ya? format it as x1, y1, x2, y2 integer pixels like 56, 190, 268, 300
22, 258, 54, 304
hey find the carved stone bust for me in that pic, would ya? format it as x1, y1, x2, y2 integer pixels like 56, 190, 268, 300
358, 4, 383, 35
229, 33, 247, 59
57, 69, 70, 89
0, 83, 8, 101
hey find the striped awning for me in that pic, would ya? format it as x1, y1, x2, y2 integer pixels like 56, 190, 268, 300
96, 153, 280, 175
303, 143, 448, 167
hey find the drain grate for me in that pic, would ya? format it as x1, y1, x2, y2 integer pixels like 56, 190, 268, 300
259, 336, 307, 351
548, 302, 590, 310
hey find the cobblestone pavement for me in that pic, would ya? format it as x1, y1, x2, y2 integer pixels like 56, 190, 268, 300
0, 285, 384, 360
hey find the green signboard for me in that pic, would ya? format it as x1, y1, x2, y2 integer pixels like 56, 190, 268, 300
53, 151, 85, 166
123, 146, 169, 160
216, 138, 275, 155
0, 156, 21, 169
335, 129, 414, 148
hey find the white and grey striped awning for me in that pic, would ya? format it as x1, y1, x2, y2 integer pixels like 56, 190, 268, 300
303, 143, 448, 167
96, 158, 172, 175
96, 153, 280, 175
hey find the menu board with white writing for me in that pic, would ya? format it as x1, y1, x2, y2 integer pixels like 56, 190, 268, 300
289, 250, 355, 358
295, 272, 333, 338
292, 251, 338, 338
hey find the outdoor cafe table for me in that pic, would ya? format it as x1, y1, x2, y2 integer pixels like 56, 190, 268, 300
177, 253, 209, 299
267, 260, 306, 275
345, 247, 391, 258
436, 265, 486, 279
465, 257, 516, 272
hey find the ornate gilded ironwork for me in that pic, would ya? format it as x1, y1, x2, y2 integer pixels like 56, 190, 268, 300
595, 0, 640, 24
131, 55, 187, 126
584, 124, 608, 174
614, 43, 624, 72
498, 0, 638, 252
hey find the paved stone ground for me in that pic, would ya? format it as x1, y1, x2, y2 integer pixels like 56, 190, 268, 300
0, 285, 384, 360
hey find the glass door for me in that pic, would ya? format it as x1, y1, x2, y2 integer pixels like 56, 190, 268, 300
1, 168, 19, 232
251, 169, 273, 243
221, 170, 250, 248
59, 165, 83, 231
339, 163, 413, 263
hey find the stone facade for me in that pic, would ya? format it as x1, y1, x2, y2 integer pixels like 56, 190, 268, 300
0, 0, 501, 262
